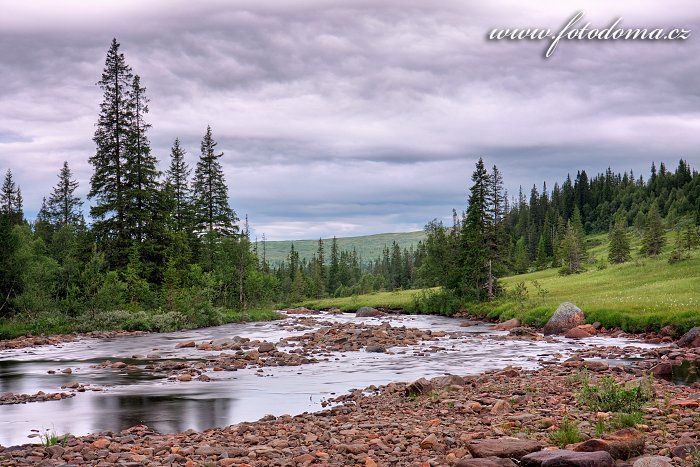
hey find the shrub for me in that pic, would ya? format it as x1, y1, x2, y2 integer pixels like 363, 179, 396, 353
550, 417, 583, 447
578, 373, 654, 413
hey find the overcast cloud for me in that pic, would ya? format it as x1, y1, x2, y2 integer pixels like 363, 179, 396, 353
1, 1, 699, 239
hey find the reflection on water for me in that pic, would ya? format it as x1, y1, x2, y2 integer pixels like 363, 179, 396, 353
91, 393, 233, 434
0, 313, 659, 447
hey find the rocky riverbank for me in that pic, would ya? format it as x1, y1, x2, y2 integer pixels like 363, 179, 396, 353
1, 307, 699, 465
0, 330, 145, 351
1, 360, 699, 466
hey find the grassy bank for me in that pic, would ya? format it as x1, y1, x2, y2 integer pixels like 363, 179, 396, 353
0, 307, 282, 340
300, 289, 430, 313
299, 233, 700, 334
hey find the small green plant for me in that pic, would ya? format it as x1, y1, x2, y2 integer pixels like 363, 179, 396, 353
550, 417, 582, 447
594, 419, 606, 438
687, 446, 700, 467
429, 391, 440, 402
578, 374, 654, 413
566, 368, 589, 387
609, 411, 643, 430
509, 282, 529, 312
40, 429, 68, 447
531, 280, 549, 305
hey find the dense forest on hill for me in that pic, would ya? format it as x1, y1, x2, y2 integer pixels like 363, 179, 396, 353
1, 40, 699, 338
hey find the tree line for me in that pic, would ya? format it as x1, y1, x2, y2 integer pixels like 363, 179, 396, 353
416, 157, 700, 312
2, 39, 700, 332
0, 39, 271, 334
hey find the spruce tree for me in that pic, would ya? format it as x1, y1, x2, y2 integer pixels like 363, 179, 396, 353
457, 158, 490, 300
328, 236, 339, 294
608, 218, 631, 264
89, 38, 133, 260
45, 161, 82, 227
192, 126, 238, 236
559, 220, 585, 275
1, 170, 21, 224
0, 213, 19, 315
123, 74, 159, 243
312, 238, 326, 298
535, 234, 548, 269
642, 202, 665, 256
166, 137, 192, 232
513, 236, 529, 273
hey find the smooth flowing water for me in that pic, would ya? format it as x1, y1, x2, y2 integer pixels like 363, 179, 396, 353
0, 312, 657, 447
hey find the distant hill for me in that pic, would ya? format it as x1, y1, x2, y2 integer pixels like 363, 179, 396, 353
258, 231, 426, 266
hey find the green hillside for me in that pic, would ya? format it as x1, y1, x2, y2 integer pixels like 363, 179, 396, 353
259, 231, 426, 265
300, 229, 700, 333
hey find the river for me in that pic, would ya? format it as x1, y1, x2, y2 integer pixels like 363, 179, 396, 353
0, 312, 657, 447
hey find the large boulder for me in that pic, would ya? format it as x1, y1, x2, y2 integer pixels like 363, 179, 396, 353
355, 307, 383, 318
677, 326, 700, 347
493, 318, 521, 331
466, 439, 543, 460
572, 428, 645, 459
457, 457, 517, 467
543, 302, 585, 335
632, 456, 673, 467
405, 377, 432, 397
521, 450, 614, 466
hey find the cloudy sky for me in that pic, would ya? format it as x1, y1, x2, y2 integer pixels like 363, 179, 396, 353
1, 1, 699, 240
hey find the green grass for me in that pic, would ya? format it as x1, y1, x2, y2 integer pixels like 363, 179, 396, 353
0, 307, 283, 340
262, 231, 426, 266
494, 233, 700, 333
40, 429, 68, 447
300, 289, 428, 312
550, 417, 583, 447
221, 308, 283, 323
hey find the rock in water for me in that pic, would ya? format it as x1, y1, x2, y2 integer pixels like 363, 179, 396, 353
355, 307, 383, 317
543, 302, 585, 335
677, 326, 700, 347
521, 450, 614, 466
493, 318, 521, 331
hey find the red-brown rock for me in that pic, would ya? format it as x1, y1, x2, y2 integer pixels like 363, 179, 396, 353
521, 449, 615, 466
467, 438, 543, 460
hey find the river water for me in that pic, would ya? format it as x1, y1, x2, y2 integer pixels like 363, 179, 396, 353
0, 312, 658, 447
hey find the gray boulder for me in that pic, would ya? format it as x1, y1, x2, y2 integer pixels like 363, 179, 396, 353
355, 306, 383, 317
677, 326, 700, 347
543, 302, 585, 335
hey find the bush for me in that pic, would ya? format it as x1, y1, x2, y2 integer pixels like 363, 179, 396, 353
550, 417, 583, 447
411, 288, 462, 316
578, 373, 654, 413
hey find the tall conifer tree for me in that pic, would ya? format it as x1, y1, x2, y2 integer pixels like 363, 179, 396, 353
89, 38, 133, 262
0, 169, 23, 224
166, 138, 192, 232
124, 74, 159, 243
456, 158, 490, 299
192, 126, 238, 236
45, 161, 82, 227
